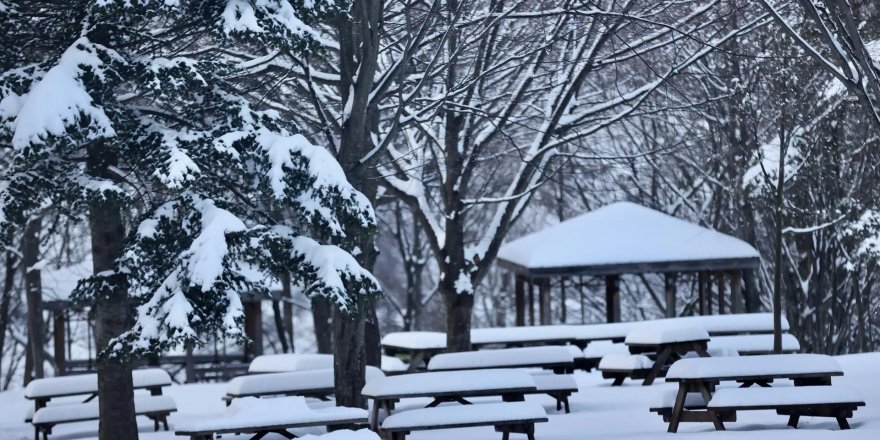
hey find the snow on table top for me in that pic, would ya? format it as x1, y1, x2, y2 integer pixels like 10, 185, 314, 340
299, 430, 380, 440
707, 334, 800, 354
362, 369, 536, 398
381, 401, 547, 429
598, 354, 653, 371
227, 367, 384, 396
661, 313, 788, 334
583, 341, 629, 359
471, 325, 576, 345
427, 346, 574, 371
32, 395, 175, 424
496, 202, 759, 270
25, 368, 171, 398
174, 396, 366, 433
570, 322, 640, 341
248, 353, 333, 373
625, 325, 709, 345
666, 354, 843, 380
708, 386, 864, 408
381, 331, 447, 350
530, 374, 578, 392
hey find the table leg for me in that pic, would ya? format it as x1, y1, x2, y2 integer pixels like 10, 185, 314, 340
667, 384, 688, 433
407, 351, 425, 373
370, 400, 381, 431
644, 347, 672, 386
697, 383, 724, 431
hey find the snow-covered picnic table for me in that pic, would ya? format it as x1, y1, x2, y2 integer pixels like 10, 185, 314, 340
427, 346, 575, 373
224, 366, 385, 404
247, 353, 334, 374
599, 322, 709, 385
662, 353, 845, 432
361, 369, 537, 430
175, 396, 367, 440
706, 333, 800, 355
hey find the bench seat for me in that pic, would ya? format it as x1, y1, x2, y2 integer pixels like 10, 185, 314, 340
707, 386, 865, 430
381, 401, 548, 440
530, 373, 578, 413
32, 395, 176, 440
598, 354, 652, 386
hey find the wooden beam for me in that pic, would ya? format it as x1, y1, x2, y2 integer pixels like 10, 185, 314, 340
539, 278, 551, 325
53, 310, 66, 376
717, 272, 726, 314
515, 275, 526, 326
664, 273, 677, 318
731, 270, 743, 313
528, 279, 535, 326
560, 277, 567, 323
698, 271, 708, 315
605, 275, 621, 323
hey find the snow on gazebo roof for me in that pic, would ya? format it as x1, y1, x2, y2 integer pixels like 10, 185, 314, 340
497, 201, 760, 277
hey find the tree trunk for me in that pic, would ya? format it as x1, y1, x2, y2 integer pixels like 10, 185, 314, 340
272, 299, 289, 353
0, 250, 17, 372
444, 292, 473, 352
88, 140, 138, 440
281, 271, 294, 352
311, 297, 333, 354
332, 300, 366, 408
22, 217, 44, 382
772, 127, 787, 354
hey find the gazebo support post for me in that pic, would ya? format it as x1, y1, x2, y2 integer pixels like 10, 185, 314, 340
605, 275, 621, 323
53, 309, 66, 376
560, 277, 567, 323
528, 278, 535, 326
717, 272, 726, 314
731, 270, 743, 313
698, 271, 708, 315
664, 273, 677, 318
539, 278, 551, 325
515, 275, 526, 326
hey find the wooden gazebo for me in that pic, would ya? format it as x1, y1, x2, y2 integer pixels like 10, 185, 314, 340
497, 202, 761, 325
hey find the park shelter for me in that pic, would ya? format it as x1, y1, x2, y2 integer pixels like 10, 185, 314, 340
497, 202, 761, 325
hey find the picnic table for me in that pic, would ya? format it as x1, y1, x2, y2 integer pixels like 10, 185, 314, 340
625, 326, 710, 385
663, 353, 844, 432
361, 369, 537, 431
247, 353, 334, 374
427, 346, 576, 373
25, 368, 172, 414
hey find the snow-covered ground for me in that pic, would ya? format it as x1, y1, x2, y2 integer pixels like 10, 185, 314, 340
1, 353, 877, 440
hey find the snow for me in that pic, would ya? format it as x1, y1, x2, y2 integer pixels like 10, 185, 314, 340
666, 313, 788, 334
472, 325, 575, 345
666, 354, 843, 380
2, 353, 880, 440
362, 370, 536, 398
25, 368, 171, 399
12, 38, 117, 150
381, 355, 408, 372
625, 326, 709, 345
32, 395, 175, 424
226, 367, 384, 396
531, 374, 578, 392
431, 347, 567, 370
583, 341, 629, 359
497, 202, 760, 271
427, 346, 574, 371
707, 334, 800, 354
598, 354, 653, 371
248, 353, 333, 373
381, 331, 446, 350
381, 401, 547, 429
39, 259, 94, 302
298, 431, 379, 440
175, 396, 366, 433
708, 386, 864, 408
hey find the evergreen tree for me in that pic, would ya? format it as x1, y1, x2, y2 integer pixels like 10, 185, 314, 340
0, 1, 379, 438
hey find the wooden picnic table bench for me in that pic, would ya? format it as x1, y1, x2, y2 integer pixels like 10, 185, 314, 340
223, 366, 384, 405
361, 369, 538, 431
663, 353, 845, 432
247, 353, 334, 374
381, 401, 548, 440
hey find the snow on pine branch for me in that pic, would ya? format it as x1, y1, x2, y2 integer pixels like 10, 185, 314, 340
11, 37, 121, 151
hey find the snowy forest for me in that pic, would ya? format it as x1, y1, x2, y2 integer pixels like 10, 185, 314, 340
1, 0, 880, 439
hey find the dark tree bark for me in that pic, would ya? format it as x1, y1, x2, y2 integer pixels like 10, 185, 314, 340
280, 271, 294, 352
22, 217, 44, 382
332, 299, 366, 408
443, 291, 473, 353
272, 298, 289, 353
87, 139, 138, 440
0, 250, 17, 372
772, 125, 787, 354
311, 297, 333, 354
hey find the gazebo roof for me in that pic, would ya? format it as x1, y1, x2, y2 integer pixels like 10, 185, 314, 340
497, 202, 760, 277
